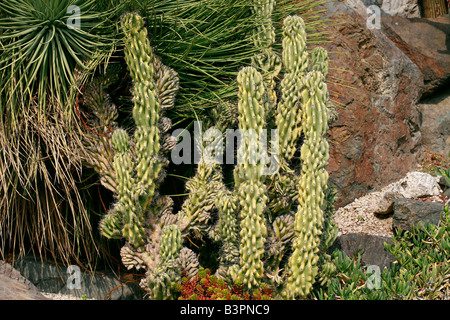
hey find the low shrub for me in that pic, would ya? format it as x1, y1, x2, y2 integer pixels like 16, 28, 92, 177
313, 204, 450, 300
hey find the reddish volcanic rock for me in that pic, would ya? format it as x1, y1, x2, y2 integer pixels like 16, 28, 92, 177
380, 15, 450, 97
321, 2, 424, 207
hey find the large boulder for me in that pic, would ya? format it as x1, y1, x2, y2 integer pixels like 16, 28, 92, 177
331, 233, 395, 269
323, 1, 424, 207
0, 260, 50, 300
392, 198, 445, 231
381, 15, 450, 97
418, 89, 450, 157
374, 171, 442, 214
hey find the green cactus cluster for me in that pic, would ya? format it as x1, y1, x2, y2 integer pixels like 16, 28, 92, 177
81, 65, 122, 193
81, 12, 198, 299
89, 2, 336, 300
205, 9, 334, 298
282, 69, 330, 299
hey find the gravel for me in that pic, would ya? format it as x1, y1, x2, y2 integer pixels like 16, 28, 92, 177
334, 182, 396, 238
333, 171, 448, 238
40, 292, 96, 300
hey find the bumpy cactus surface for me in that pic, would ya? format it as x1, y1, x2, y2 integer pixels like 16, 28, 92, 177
92, 4, 336, 300
204, 2, 335, 299
92, 13, 200, 300
281, 69, 330, 299
81, 65, 121, 193
234, 67, 269, 289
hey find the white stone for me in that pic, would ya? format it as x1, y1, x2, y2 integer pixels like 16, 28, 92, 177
386, 171, 441, 198
380, 0, 421, 18
374, 171, 441, 214
357, 0, 421, 18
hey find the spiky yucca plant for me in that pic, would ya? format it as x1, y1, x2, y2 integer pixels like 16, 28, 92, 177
94, 0, 334, 122
0, 0, 121, 265
0, 0, 121, 126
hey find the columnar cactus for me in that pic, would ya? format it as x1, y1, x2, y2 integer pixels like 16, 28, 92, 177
208, 12, 334, 299
214, 188, 239, 265
251, 0, 281, 113
173, 122, 225, 238
174, 156, 223, 238
123, 13, 162, 211
98, 13, 165, 249
282, 70, 330, 299
81, 67, 121, 193
234, 67, 269, 289
275, 16, 309, 170
252, 0, 276, 50
94, 12, 201, 300
92, 8, 336, 300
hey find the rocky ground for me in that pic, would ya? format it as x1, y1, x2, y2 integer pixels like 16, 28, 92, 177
1, 167, 448, 300
334, 183, 397, 238
40, 292, 95, 300
334, 168, 449, 238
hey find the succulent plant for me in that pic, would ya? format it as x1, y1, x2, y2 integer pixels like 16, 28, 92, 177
93, 4, 336, 299
313, 204, 450, 300
205, 7, 334, 299
91, 12, 199, 300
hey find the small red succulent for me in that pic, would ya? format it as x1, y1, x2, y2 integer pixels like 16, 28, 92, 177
173, 267, 273, 300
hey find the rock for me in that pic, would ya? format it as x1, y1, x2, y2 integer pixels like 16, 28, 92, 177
374, 171, 442, 214
419, 90, 450, 157
0, 260, 50, 300
392, 198, 445, 231
13, 255, 144, 300
445, 188, 450, 197
374, 192, 405, 215
331, 233, 395, 269
380, 0, 420, 17
386, 171, 441, 198
439, 175, 450, 190
361, 0, 421, 18
381, 15, 450, 97
322, 1, 424, 207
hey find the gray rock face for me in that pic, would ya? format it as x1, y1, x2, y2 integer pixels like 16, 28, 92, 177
392, 198, 445, 231
331, 233, 395, 269
13, 255, 144, 300
0, 261, 50, 300
419, 90, 450, 157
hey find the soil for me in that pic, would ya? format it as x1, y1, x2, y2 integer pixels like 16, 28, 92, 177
333, 168, 449, 238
